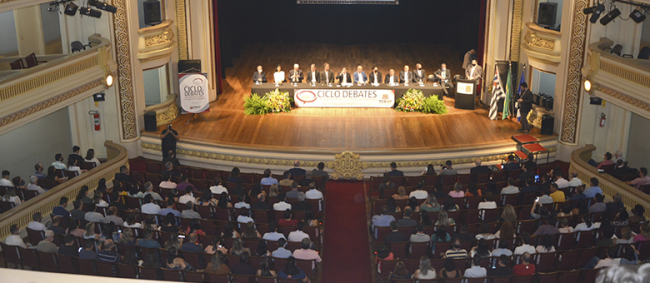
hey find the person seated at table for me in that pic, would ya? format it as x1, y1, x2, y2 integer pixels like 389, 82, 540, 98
320, 63, 334, 84
289, 63, 303, 83
385, 69, 399, 85
413, 63, 426, 84
435, 63, 452, 86
400, 65, 414, 84
337, 67, 352, 85
253, 65, 267, 83
368, 66, 382, 84
354, 65, 368, 84
305, 64, 319, 84
274, 65, 285, 84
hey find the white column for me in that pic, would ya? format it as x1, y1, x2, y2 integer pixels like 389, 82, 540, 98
14, 5, 45, 56
186, 0, 217, 102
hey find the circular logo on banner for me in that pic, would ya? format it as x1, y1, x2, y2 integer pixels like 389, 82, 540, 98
193, 78, 204, 85
295, 90, 318, 104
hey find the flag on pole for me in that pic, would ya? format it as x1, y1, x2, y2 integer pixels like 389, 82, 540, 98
489, 67, 505, 120
516, 63, 527, 122
502, 64, 513, 120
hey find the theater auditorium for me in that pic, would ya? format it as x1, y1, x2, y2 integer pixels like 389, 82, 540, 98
0, 0, 649, 282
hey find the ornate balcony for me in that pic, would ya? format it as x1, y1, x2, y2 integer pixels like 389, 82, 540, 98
137, 19, 176, 68
521, 22, 562, 66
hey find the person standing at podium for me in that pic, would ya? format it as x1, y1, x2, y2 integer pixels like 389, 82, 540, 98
306, 64, 320, 84
337, 67, 352, 85
353, 65, 367, 84
385, 69, 398, 85
399, 65, 413, 84
273, 65, 285, 84
253, 65, 267, 83
465, 60, 482, 82
369, 66, 382, 84
517, 82, 534, 134
320, 63, 334, 84
414, 63, 426, 84
289, 64, 303, 83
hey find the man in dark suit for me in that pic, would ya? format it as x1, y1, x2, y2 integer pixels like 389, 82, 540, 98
369, 66, 382, 84
470, 158, 492, 174
502, 155, 520, 171
465, 60, 483, 81
387, 162, 404, 177
289, 63, 303, 83
463, 49, 477, 70
68, 146, 84, 167
399, 65, 413, 84
385, 69, 399, 85
251, 194, 272, 210
288, 160, 306, 177
305, 64, 320, 84
336, 67, 352, 84
114, 165, 136, 184
413, 63, 426, 84
517, 82, 534, 133
252, 65, 267, 83
320, 63, 334, 84
518, 163, 535, 181
384, 221, 408, 244
434, 63, 452, 86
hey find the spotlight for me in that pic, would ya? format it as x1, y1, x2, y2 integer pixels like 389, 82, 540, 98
64, 2, 78, 16
630, 9, 646, 23
105, 74, 114, 87
584, 80, 592, 92
584, 4, 605, 23
600, 8, 621, 25
89, 0, 117, 13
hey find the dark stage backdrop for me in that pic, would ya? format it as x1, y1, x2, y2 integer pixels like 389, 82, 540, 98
216, 0, 482, 74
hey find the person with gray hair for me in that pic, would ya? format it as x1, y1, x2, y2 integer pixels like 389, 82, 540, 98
143, 181, 162, 200
27, 175, 45, 194
596, 263, 650, 283
182, 201, 201, 219
471, 158, 492, 174
567, 171, 583, 187
288, 160, 306, 177
37, 230, 58, 253
292, 192, 312, 212
27, 212, 47, 231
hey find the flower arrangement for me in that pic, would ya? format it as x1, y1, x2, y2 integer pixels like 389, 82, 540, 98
243, 89, 292, 115
395, 89, 448, 114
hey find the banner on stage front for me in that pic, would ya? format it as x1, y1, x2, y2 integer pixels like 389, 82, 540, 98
294, 89, 395, 108
179, 73, 210, 113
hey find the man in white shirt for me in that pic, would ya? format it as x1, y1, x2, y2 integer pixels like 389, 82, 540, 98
260, 169, 278, 186
500, 179, 520, 194
262, 223, 286, 241
272, 239, 292, 258
478, 192, 498, 210
181, 202, 201, 219
27, 176, 45, 194
143, 181, 162, 201
236, 208, 254, 224
538, 190, 554, 204
594, 246, 621, 269
514, 234, 536, 255
0, 170, 12, 186
5, 224, 27, 248
554, 172, 570, 189
305, 184, 323, 200
209, 177, 227, 195
567, 172, 583, 187
464, 255, 488, 278
306, 64, 319, 84
234, 193, 250, 209
159, 173, 177, 189
491, 240, 513, 257
409, 224, 430, 243
292, 238, 321, 270
178, 187, 196, 204
409, 184, 428, 199
51, 154, 67, 170
273, 194, 292, 211
141, 194, 162, 214
287, 221, 310, 242
27, 213, 47, 231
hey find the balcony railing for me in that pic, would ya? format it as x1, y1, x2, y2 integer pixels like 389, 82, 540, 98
137, 19, 176, 65
570, 144, 650, 219
0, 141, 128, 241
521, 22, 562, 65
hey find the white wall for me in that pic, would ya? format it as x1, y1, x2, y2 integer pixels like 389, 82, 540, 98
143, 67, 162, 105
40, 2, 60, 43
531, 69, 556, 97
0, 10, 18, 54
0, 107, 72, 181
627, 113, 650, 170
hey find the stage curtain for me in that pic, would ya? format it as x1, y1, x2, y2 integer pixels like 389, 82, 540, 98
213, 0, 223, 93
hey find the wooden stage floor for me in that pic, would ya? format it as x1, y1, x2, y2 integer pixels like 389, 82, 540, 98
152, 43, 555, 153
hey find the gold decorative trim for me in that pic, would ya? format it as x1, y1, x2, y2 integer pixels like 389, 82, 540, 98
157, 103, 179, 125
595, 84, 650, 112
0, 56, 99, 102
523, 31, 555, 50
113, 0, 138, 140
510, 0, 523, 61
145, 28, 173, 47
327, 152, 367, 180
140, 53, 175, 63
176, 0, 189, 60
600, 61, 650, 88
560, 0, 589, 145
0, 79, 102, 128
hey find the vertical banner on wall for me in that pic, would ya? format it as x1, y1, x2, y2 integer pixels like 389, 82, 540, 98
179, 73, 210, 114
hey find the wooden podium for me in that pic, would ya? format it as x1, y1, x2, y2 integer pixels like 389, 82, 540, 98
454, 79, 477, 110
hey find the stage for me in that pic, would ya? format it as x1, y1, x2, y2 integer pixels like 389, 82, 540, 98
141, 43, 558, 176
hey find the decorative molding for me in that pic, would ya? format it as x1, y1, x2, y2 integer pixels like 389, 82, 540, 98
140, 53, 174, 63
176, 0, 189, 60
600, 61, 650, 88
137, 20, 176, 63
327, 152, 367, 180
145, 28, 173, 48
560, 0, 589, 145
0, 79, 102, 128
523, 32, 555, 50
595, 84, 650, 112
157, 103, 179, 125
510, 0, 523, 61
113, 0, 138, 140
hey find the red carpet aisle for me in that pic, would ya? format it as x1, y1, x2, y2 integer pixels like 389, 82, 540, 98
322, 181, 372, 283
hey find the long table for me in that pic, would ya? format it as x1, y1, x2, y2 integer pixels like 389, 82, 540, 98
251, 83, 444, 108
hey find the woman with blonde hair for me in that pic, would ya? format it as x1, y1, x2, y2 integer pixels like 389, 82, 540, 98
435, 210, 455, 226
420, 194, 442, 213
633, 223, 650, 242
616, 227, 635, 244
241, 222, 261, 239
392, 186, 409, 200
229, 237, 250, 256
164, 232, 183, 250
206, 251, 230, 275
120, 227, 137, 245
500, 204, 517, 223
448, 182, 465, 198
269, 184, 280, 198
84, 222, 100, 240
494, 220, 516, 239
412, 256, 436, 279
